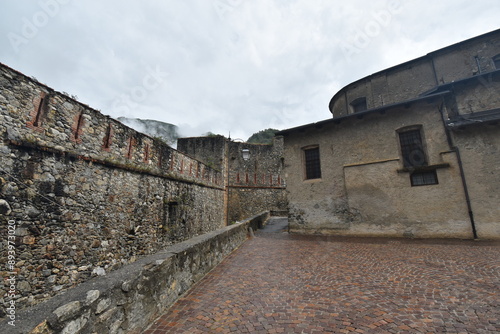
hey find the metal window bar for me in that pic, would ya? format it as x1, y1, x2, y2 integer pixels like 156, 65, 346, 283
399, 130, 427, 167
411, 171, 438, 186
304, 147, 321, 179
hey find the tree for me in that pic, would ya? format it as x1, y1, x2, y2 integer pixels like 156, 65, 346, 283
247, 128, 279, 144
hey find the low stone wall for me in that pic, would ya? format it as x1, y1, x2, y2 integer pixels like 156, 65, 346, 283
228, 187, 287, 223
0, 211, 269, 334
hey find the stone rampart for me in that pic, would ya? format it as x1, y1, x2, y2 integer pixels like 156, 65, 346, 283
0, 212, 269, 334
178, 136, 288, 223
0, 63, 224, 313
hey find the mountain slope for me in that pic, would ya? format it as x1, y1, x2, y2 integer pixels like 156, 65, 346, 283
118, 117, 179, 146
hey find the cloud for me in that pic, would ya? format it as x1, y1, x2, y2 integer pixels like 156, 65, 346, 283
1, 0, 499, 140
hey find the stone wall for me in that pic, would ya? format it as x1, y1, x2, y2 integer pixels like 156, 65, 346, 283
227, 137, 286, 222
178, 136, 288, 223
227, 188, 287, 224
282, 100, 475, 238
0, 212, 269, 334
450, 73, 500, 116
177, 135, 226, 171
0, 63, 225, 314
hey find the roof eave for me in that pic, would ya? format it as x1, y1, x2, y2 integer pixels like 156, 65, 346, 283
277, 91, 450, 136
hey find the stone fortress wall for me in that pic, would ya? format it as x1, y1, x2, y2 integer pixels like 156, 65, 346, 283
0, 63, 225, 313
226, 138, 287, 223
177, 136, 288, 224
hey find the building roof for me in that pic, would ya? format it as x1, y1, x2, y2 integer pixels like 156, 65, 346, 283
420, 68, 500, 96
276, 91, 450, 136
328, 28, 500, 113
447, 109, 500, 129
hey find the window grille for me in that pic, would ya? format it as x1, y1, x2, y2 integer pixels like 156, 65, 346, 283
304, 147, 321, 180
411, 171, 438, 186
398, 129, 427, 167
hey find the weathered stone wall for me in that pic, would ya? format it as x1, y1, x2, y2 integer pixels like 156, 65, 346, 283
283, 101, 475, 238
432, 32, 500, 82
227, 137, 287, 222
451, 72, 500, 116
178, 136, 288, 223
227, 188, 287, 224
177, 136, 226, 171
0, 63, 225, 314
0, 212, 269, 334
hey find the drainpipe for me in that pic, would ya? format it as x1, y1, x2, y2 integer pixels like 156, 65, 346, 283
438, 101, 478, 239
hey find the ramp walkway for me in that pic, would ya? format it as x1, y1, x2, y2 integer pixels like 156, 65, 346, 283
144, 218, 500, 333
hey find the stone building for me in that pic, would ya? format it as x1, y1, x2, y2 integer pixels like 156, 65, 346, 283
178, 136, 287, 224
278, 29, 500, 239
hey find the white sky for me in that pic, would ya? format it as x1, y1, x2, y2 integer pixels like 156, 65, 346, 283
1, 0, 499, 140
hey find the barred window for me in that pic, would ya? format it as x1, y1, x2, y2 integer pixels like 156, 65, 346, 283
398, 129, 427, 168
398, 127, 439, 186
304, 146, 321, 180
411, 171, 438, 186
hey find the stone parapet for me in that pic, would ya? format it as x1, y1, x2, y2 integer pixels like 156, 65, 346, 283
0, 62, 225, 313
0, 63, 222, 188
0, 211, 269, 334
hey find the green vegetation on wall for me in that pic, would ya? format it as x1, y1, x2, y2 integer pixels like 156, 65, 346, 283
247, 128, 279, 144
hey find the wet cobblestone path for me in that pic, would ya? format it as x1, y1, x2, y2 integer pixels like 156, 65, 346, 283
144, 222, 500, 333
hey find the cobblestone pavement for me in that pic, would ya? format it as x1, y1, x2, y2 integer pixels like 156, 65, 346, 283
144, 230, 500, 333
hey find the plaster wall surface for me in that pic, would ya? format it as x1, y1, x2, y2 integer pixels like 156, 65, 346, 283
284, 103, 473, 238
451, 126, 500, 238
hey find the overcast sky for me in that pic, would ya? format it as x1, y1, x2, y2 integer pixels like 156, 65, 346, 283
1, 1, 499, 140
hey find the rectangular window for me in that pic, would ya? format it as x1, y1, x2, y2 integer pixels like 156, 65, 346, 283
350, 97, 367, 113
167, 201, 178, 225
411, 171, 438, 186
304, 146, 321, 180
398, 129, 427, 167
